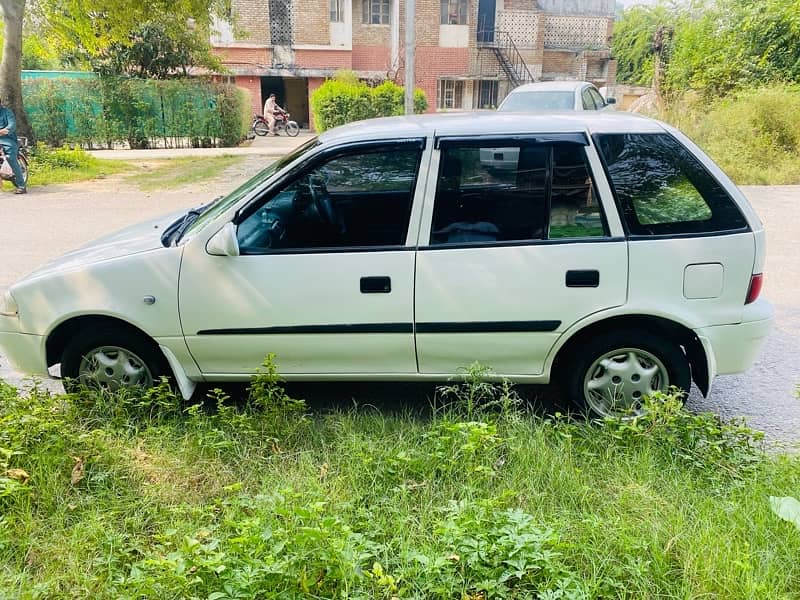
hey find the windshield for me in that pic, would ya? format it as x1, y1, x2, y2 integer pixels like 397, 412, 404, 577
499, 91, 575, 111
182, 137, 320, 238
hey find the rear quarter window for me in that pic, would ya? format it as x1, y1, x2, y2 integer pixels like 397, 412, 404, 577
593, 133, 748, 236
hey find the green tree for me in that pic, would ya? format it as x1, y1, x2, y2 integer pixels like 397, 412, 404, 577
1, 0, 228, 139
92, 22, 222, 79
612, 4, 677, 85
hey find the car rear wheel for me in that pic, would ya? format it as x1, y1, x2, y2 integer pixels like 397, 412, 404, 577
61, 327, 169, 393
561, 330, 691, 419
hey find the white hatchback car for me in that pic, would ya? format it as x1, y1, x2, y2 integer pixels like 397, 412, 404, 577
498, 81, 615, 112
0, 112, 773, 418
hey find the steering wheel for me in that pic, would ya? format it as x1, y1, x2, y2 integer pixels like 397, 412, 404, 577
308, 175, 345, 234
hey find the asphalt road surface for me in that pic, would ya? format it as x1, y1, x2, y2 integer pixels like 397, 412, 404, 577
1, 164, 797, 446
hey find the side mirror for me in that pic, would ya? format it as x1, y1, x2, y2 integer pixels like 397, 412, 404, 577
605, 97, 617, 105
206, 222, 240, 257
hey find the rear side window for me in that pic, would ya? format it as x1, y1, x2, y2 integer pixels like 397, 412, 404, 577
429, 142, 607, 245
594, 133, 748, 236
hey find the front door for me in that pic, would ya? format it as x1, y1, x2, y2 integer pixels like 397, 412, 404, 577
477, 0, 495, 43
179, 140, 427, 376
414, 136, 628, 376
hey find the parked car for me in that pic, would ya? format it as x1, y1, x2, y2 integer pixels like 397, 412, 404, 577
497, 81, 616, 112
0, 112, 772, 418
481, 82, 616, 172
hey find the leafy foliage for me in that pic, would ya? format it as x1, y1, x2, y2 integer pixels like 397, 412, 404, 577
22, 77, 251, 148
1, 369, 799, 597
615, 0, 800, 97
310, 72, 428, 132
91, 22, 222, 79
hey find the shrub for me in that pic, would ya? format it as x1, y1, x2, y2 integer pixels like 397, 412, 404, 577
662, 84, 800, 184
311, 77, 428, 132
23, 77, 251, 149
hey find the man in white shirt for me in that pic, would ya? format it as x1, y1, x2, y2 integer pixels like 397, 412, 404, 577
263, 93, 284, 136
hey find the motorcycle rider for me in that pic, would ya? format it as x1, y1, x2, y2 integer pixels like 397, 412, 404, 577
263, 93, 286, 136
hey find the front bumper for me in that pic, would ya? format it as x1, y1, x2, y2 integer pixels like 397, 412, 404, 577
695, 299, 774, 379
0, 330, 48, 376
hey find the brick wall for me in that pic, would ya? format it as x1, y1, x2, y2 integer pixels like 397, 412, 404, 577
412, 47, 470, 112
294, 0, 331, 44
352, 45, 392, 71
503, 0, 540, 11
542, 49, 579, 78
295, 49, 353, 69
235, 75, 265, 114
232, 0, 270, 44
213, 46, 271, 66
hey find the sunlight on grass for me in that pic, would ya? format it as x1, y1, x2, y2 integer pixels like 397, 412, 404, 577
1, 369, 798, 598
134, 155, 247, 191
23, 157, 134, 187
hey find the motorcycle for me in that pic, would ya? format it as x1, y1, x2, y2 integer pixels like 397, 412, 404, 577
0, 136, 29, 187
252, 111, 300, 137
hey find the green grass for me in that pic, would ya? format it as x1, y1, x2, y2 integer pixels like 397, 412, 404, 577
16, 145, 132, 188
1, 363, 799, 599
134, 155, 247, 191
661, 85, 800, 185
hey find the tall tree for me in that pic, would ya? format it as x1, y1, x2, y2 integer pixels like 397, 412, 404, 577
0, 0, 32, 140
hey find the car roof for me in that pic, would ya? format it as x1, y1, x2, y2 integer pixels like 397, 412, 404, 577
508, 81, 593, 93
318, 111, 667, 145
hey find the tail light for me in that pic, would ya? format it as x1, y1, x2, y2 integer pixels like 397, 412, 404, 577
745, 273, 763, 304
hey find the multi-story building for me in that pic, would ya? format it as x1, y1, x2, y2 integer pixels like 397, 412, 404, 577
211, 0, 617, 129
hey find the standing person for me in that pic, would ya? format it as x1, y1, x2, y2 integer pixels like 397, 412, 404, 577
0, 97, 26, 194
263, 93, 284, 136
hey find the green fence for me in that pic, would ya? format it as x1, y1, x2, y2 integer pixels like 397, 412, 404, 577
23, 77, 252, 149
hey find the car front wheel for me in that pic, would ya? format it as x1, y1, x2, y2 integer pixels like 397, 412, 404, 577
61, 327, 169, 393
562, 330, 691, 419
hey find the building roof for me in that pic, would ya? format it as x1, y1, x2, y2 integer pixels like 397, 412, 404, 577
318, 111, 665, 145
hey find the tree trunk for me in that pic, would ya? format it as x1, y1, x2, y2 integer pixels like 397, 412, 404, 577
0, 0, 34, 142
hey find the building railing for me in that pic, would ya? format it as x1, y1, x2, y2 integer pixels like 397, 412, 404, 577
476, 29, 534, 88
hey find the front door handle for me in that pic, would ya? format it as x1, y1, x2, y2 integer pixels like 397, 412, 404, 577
566, 270, 600, 288
360, 276, 391, 293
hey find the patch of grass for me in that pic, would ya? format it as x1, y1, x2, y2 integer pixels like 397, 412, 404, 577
11, 145, 132, 188
1, 368, 799, 598
133, 155, 247, 191
662, 85, 800, 185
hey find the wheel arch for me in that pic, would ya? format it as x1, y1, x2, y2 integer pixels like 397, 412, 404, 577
551, 314, 710, 395
46, 314, 170, 372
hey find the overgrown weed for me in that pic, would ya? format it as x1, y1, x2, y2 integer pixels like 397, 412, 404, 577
0, 362, 798, 598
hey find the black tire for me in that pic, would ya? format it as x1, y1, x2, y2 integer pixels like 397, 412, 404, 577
560, 330, 691, 419
61, 326, 170, 393
285, 121, 300, 137
253, 121, 269, 136
18, 154, 28, 186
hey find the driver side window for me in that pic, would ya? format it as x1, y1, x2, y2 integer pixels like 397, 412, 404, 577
237, 145, 422, 253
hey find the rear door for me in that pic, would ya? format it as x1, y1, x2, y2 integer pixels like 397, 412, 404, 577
414, 134, 628, 376
593, 132, 754, 327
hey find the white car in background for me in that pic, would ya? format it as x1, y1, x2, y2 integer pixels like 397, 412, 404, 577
498, 80, 616, 112
0, 112, 772, 418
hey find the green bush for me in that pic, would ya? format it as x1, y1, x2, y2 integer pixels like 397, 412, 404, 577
311, 77, 428, 132
662, 84, 800, 185
22, 77, 251, 149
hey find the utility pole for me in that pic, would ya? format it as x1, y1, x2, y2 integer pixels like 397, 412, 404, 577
404, 0, 415, 115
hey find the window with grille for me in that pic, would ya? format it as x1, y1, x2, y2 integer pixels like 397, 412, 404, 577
473, 80, 498, 109
362, 0, 390, 24
330, 0, 344, 22
437, 80, 464, 109
440, 0, 468, 24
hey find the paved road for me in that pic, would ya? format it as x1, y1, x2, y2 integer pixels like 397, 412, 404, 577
0, 161, 797, 445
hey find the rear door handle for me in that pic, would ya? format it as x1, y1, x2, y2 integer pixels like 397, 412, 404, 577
566, 270, 599, 288
360, 276, 391, 293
